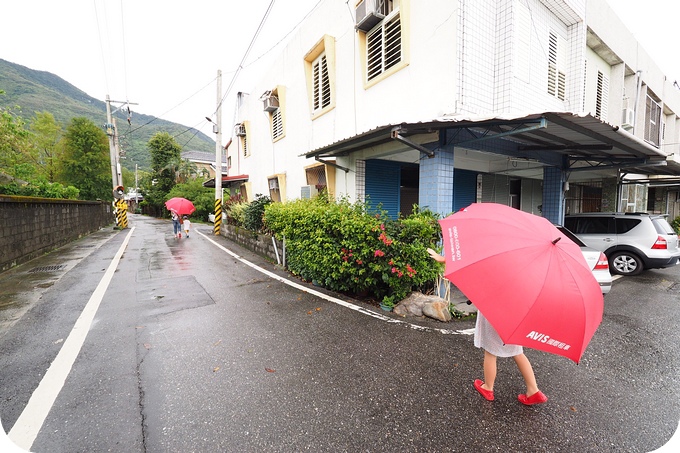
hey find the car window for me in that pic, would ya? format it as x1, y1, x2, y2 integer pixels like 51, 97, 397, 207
615, 218, 641, 234
652, 218, 676, 235
574, 217, 611, 234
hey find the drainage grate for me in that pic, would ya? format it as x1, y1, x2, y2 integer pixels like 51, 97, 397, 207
28, 265, 66, 273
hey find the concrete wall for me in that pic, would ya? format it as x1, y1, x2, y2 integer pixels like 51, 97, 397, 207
221, 224, 283, 264
0, 196, 113, 272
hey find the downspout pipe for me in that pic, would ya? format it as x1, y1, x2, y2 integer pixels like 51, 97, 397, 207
633, 70, 643, 135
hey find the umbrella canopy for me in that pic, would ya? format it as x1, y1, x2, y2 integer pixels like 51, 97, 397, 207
164, 197, 196, 216
439, 203, 603, 363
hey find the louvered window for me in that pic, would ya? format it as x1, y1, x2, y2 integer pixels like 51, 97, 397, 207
595, 71, 609, 120
367, 12, 401, 81
547, 32, 566, 100
242, 134, 249, 157
312, 54, 331, 111
272, 108, 283, 140
644, 95, 662, 146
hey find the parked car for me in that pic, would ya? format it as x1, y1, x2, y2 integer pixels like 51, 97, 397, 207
556, 225, 612, 295
207, 212, 227, 223
564, 212, 680, 276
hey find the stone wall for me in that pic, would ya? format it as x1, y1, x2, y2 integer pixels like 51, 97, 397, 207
0, 196, 113, 272
220, 224, 284, 264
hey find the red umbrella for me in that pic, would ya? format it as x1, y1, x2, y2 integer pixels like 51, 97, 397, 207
439, 203, 603, 363
164, 197, 196, 216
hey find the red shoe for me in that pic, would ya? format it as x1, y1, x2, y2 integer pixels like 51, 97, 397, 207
518, 391, 548, 405
474, 379, 494, 401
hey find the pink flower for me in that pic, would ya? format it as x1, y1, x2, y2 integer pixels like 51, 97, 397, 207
374, 250, 385, 257
391, 267, 398, 273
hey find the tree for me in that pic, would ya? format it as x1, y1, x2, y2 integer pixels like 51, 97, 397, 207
30, 111, 63, 182
0, 107, 35, 181
60, 117, 111, 200
145, 132, 182, 211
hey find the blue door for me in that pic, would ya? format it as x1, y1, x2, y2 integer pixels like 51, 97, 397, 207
365, 160, 401, 219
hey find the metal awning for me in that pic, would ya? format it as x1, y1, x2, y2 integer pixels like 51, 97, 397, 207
304, 112, 680, 177
202, 174, 249, 188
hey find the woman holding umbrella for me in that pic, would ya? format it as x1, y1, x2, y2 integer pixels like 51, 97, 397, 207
427, 203, 603, 406
427, 248, 548, 405
165, 198, 196, 239
171, 210, 182, 238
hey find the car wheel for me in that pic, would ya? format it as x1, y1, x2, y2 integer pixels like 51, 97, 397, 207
609, 251, 644, 276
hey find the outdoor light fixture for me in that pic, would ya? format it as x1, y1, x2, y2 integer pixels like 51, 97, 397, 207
205, 116, 218, 134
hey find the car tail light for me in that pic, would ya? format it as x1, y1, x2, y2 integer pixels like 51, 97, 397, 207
651, 236, 668, 250
594, 252, 609, 270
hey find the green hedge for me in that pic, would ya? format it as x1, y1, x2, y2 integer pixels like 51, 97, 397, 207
264, 195, 443, 307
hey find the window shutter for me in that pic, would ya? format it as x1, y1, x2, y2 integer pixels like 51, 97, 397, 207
595, 71, 609, 120
366, 11, 402, 82
272, 108, 283, 140
320, 56, 330, 108
644, 96, 661, 146
312, 54, 330, 111
547, 32, 566, 101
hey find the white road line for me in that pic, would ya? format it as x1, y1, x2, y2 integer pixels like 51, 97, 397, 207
7, 228, 135, 451
198, 231, 473, 336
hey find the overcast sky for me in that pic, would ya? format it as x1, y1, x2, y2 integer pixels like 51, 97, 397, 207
2, 0, 680, 145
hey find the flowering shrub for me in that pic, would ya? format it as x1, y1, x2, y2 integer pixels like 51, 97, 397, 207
264, 195, 442, 306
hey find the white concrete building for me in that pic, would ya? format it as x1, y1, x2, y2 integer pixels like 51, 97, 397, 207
222, 0, 680, 223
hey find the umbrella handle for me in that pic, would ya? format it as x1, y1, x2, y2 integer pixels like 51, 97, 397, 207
551, 237, 561, 245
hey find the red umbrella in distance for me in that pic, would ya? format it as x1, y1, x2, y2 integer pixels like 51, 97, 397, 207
438, 203, 603, 363
164, 197, 196, 216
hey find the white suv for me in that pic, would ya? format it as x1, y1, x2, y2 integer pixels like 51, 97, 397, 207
564, 213, 680, 276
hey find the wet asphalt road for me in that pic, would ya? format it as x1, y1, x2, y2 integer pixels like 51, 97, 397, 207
0, 214, 679, 452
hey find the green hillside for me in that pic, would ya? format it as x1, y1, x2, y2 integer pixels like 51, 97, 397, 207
0, 58, 215, 171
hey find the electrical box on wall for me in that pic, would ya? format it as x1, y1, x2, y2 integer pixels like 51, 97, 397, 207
621, 108, 634, 130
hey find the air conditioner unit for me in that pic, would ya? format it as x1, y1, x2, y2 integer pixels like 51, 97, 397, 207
355, 0, 385, 32
268, 178, 280, 191
622, 108, 635, 130
263, 96, 279, 112
234, 123, 246, 137
300, 185, 318, 199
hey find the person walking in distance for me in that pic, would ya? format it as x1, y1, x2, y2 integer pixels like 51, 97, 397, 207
171, 210, 181, 238
427, 247, 548, 405
183, 215, 191, 238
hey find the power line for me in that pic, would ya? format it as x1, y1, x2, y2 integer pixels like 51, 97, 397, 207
211, 0, 276, 118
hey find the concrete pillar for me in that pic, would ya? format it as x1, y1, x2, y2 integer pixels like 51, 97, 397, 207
542, 165, 566, 224
419, 148, 454, 217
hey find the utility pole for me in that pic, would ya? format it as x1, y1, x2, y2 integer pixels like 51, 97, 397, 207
213, 70, 223, 235
105, 95, 119, 189
106, 95, 137, 229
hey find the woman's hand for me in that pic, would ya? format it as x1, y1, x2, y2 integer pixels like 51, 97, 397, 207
427, 248, 445, 263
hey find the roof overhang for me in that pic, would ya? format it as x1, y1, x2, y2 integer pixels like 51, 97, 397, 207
202, 174, 249, 188
304, 112, 680, 178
